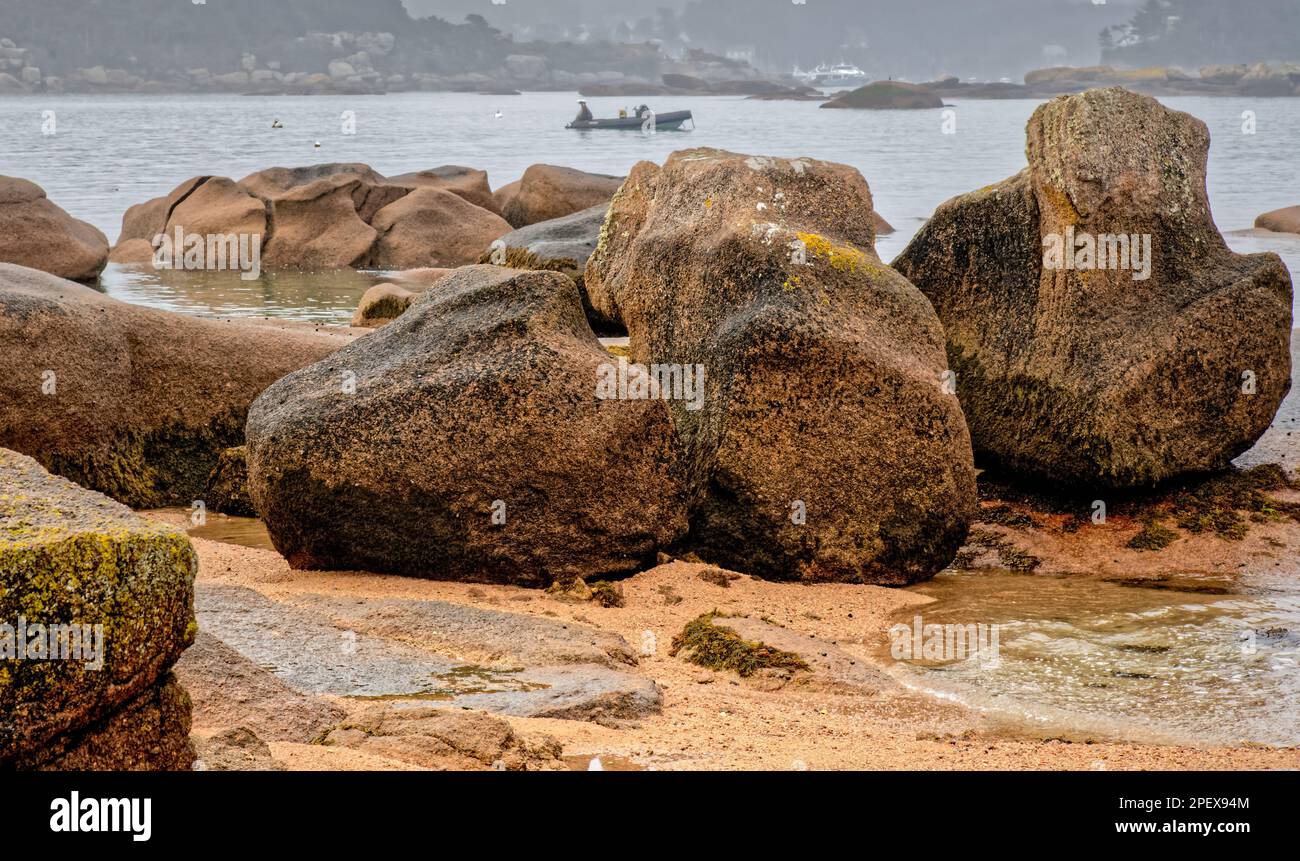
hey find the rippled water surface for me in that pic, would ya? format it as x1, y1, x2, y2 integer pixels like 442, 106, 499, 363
0, 91, 1296, 322
888, 569, 1300, 747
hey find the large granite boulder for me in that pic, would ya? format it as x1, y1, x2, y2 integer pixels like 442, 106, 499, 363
368, 187, 511, 270
0, 263, 350, 507
108, 164, 510, 272
0, 176, 109, 281
1256, 206, 1300, 235
498, 164, 624, 228
246, 266, 691, 586
477, 203, 618, 333
585, 149, 978, 584
388, 165, 497, 212
236, 163, 388, 198
0, 449, 196, 770
893, 88, 1294, 488
260, 176, 378, 269
109, 175, 210, 264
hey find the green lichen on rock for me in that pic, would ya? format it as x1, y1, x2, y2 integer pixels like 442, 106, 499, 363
669, 612, 809, 678
0, 448, 196, 767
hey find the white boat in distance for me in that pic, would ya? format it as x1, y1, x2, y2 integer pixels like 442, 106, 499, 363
793, 62, 870, 87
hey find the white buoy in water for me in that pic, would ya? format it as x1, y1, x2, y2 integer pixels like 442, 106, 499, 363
313, 141, 321, 149
494, 110, 503, 119
587, 757, 603, 771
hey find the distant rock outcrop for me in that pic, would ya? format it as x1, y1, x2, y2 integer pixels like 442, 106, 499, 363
109, 163, 511, 271
0, 176, 108, 281
821, 81, 945, 109
894, 88, 1293, 489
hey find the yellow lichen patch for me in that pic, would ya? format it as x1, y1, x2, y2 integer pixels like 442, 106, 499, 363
796, 232, 868, 273
1038, 183, 1080, 227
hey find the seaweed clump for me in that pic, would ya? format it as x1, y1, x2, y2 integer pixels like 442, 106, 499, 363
1127, 519, 1179, 551
1169, 465, 1300, 541
955, 527, 1041, 572
589, 581, 625, 608
669, 613, 809, 678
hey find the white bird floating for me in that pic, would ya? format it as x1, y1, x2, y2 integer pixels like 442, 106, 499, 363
494, 110, 503, 119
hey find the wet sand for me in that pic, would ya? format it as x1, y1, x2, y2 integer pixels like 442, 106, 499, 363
153, 332, 1300, 771
165, 524, 1300, 771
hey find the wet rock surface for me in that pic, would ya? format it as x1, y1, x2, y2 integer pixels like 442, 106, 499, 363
174, 630, 346, 744
194, 583, 662, 723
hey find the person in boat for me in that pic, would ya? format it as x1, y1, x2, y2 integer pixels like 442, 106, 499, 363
635, 104, 650, 119
618, 107, 628, 118
574, 99, 593, 123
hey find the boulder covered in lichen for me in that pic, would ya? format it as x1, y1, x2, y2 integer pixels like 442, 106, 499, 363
585, 149, 978, 585
0, 263, 350, 507
0, 448, 196, 770
0, 175, 109, 281
893, 88, 1294, 488
477, 203, 618, 333
246, 265, 691, 585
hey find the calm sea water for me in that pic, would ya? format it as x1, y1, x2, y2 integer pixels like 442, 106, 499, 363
0, 91, 1297, 321
888, 569, 1300, 747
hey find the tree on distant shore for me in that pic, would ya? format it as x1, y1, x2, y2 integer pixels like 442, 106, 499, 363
1101, 0, 1300, 66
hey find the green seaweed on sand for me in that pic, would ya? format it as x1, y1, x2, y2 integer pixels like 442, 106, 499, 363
1127, 519, 1179, 551
669, 612, 809, 678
